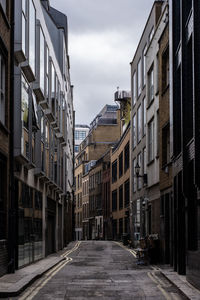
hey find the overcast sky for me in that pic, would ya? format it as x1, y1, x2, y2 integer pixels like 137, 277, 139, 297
50, 0, 154, 125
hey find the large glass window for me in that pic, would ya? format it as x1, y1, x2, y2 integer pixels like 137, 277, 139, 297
22, 0, 27, 55
18, 182, 43, 267
112, 160, 117, 183
137, 58, 142, 97
119, 151, 123, 178
137, 152, 142, 190
132, 71, 137, 106
124, 180, 130, 208
21, 75, 29, 157
137, 105, 142, 143
142, 97, 146, 136
40, 28, 45, 92
148, 119, 154, 162
119, 185, 123, 210
132, 114, 136, 149
148, 65, 154, 103
29, 0, 36, 74
132, 158, 136, 193
112, 190, 117, 211
124, 142, 129, 171
0, 54, 5, 125
45, 46, 49, 99
142, 44, 147, 87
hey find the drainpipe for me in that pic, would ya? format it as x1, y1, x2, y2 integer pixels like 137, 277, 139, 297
8, 0, 16, 273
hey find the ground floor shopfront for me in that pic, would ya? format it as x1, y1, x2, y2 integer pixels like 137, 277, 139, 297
14, 178, 67, 270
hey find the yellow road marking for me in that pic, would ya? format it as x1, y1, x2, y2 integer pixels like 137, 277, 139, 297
114, 242, 173, 300
19, 242, 81, 300
114, 241, 137, 258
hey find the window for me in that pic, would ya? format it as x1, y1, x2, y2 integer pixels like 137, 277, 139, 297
162, 47, 169, 91
22, 0, 27, 55
137, 105, 142, 143
75, 130, 87, 141
119, 152, 123, 178
149, 27, 154, 42
75, 145, 79, 153
132, 114, 136, 149
142, 44, 147, 87
137, 58, 142, 96
142, 97, 146, 136
143, 147, 147, 174
0, 0, 6, 13
132, 158, 136, 193
112, 190, 117, 211
46, 46, 49, 99
29, 0, 36, 74
40, 28, 45, 92
132, 71, 137, 106
124, 180, 130, 208
112, 160, 117, 183
137, 153, 142, 190
21, 75, 29, 157
0, 54, 5, 125
124, 142, 129, 171
162, 124, 170, 166
148, 119, 154, 162
119, 185, 123, 210
148, 65, 154, 103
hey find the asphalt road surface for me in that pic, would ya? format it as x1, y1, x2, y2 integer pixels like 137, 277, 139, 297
17, 241, 187, 300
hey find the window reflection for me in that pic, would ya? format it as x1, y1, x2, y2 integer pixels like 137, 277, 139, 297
21, 75, 29, 157
18, 182, 43, 267
40, 28, 45, 92
29, 0, 36, 74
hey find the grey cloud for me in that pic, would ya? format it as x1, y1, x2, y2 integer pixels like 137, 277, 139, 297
50, 0, 154, 124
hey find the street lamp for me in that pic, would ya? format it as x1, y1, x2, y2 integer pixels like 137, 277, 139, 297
134, 162, 148, 185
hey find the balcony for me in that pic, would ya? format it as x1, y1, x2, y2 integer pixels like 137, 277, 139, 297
44, 108, 55, 123
114, 90, 131, 102
32, 82, 45, 103
56, 133, 65, 145
21, 60, 36, 83
34, 168, 45, 178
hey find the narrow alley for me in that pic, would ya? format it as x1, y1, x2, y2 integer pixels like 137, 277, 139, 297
14, 241, 187, 300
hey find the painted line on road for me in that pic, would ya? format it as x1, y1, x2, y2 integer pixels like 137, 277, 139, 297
19, 242, 81, 300
114, 241, 137, 258
147, 272, 171, 300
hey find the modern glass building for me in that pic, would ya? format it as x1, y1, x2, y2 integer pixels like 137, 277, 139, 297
12, 0, 74, 269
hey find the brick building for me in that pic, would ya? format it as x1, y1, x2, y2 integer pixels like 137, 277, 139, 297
74, 104, 121, 240
110, 90, 131, 240
0, 0, 12, 276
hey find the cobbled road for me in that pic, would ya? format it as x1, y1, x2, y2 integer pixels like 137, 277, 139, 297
17, 241, 187, 300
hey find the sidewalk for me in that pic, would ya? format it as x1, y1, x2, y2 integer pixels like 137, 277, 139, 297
0, 241, 77, 298
156, 265, 200, 300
